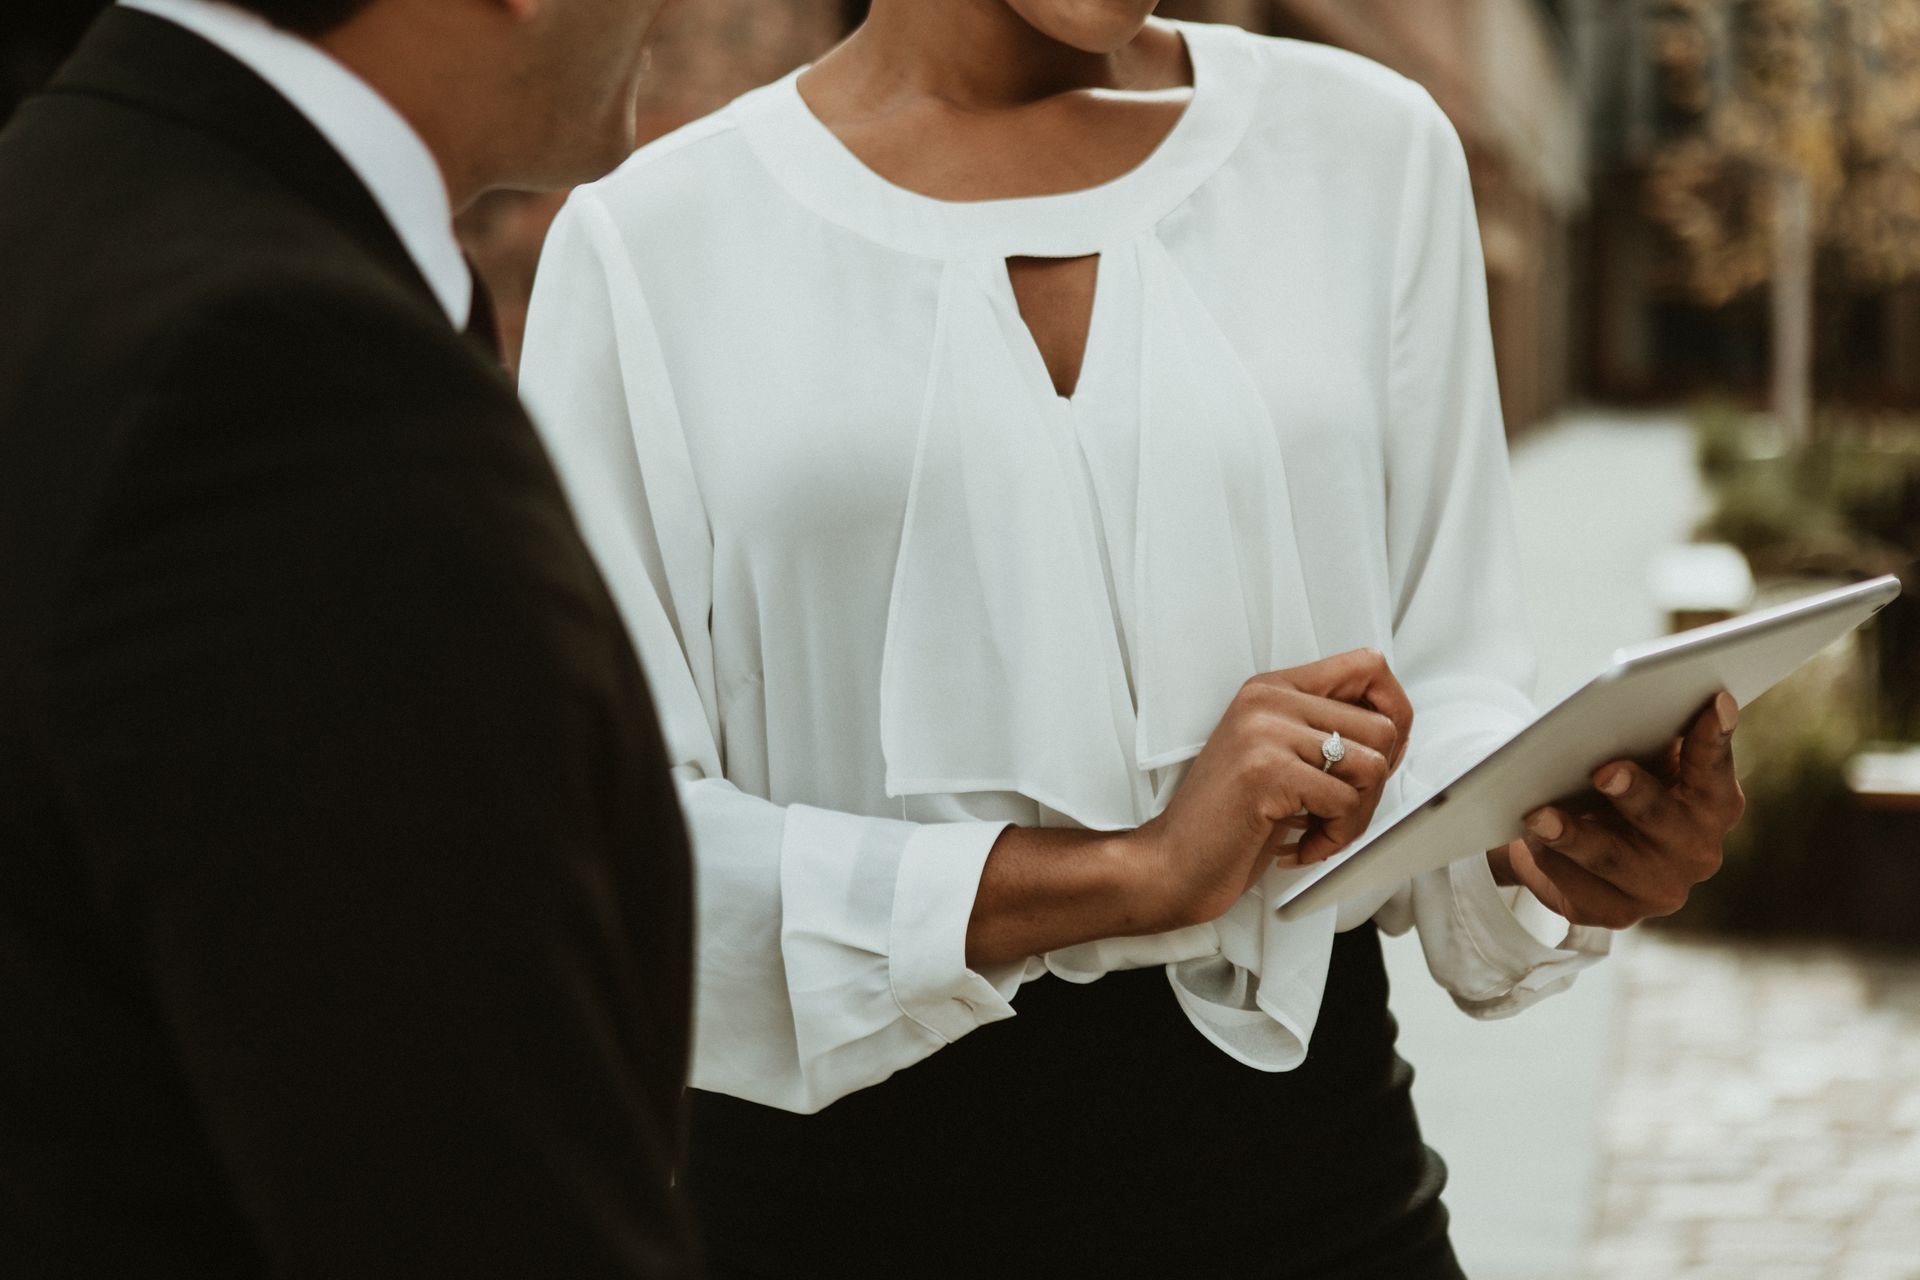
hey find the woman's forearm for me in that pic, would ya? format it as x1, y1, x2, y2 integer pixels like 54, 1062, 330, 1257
965, 826, 1164, 968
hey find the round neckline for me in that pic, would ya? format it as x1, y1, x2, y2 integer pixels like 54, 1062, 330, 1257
735, 20, 1260, 260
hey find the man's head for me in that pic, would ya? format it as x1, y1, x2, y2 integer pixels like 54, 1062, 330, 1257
264, 0, 671, 204
495, 0, 672, 192
223, 0, 376, 39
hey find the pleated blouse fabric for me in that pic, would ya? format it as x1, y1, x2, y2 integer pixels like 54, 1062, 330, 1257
519, 21, 1609, 1116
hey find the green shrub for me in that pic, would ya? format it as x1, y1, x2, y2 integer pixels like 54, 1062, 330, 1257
1693, 413, 1919, 578
1660, 642, 1863, 936
1670, 406, 1920, 937
1692, 397, 1763, 480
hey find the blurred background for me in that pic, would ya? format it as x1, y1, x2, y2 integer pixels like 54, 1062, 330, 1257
5, 2, 1916, 1276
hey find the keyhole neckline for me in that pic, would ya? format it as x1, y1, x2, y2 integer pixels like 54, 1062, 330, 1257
1004, 254, 1105, 404
736, 18, 1262, 261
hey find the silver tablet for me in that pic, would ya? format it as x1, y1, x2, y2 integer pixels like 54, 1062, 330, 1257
1273, 573, 1904, 922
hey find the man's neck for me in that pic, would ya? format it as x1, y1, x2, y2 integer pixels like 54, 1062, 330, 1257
316, 15, 492, 210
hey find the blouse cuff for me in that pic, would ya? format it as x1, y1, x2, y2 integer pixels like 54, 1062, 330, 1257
1443, 851, 1611, 1017
889, 818, 1020, 1042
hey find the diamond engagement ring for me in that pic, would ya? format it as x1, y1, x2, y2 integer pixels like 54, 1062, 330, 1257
1320, 731, 1346, 771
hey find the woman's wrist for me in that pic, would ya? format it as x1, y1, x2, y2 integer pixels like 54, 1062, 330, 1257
1101, 827, 1186, 934
964, 826, 1165, 969
1486, 841, 1518, 887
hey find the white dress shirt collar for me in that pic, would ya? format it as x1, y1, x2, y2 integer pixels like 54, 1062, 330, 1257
120, 0, 471, 328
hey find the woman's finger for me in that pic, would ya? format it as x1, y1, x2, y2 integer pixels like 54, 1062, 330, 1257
1498, 838, 1572, 917
1523, 804, 1688, 914
1256, 817, 1308, 871
1283, 719, 1389, 793
1675, 690, 1743, 825
1294, 823, 1352, 865
1290, 759, 1382, 863
1506, 838, 1647, 929
1590, 758, 1679, 848
1259, 648, 1415, 771
1329, 650, 1416, 773
1523, 804, 1644, 887
1238, 676, 1391, 760
1269, 689, 1400, 765
1255, 745, 1359, 828
1294, 760, 1389, 863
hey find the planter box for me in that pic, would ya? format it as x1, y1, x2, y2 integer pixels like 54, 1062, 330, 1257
1840, 747, 1920, 950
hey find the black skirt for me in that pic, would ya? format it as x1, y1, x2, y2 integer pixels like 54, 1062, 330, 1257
687, 923, 1466, 1280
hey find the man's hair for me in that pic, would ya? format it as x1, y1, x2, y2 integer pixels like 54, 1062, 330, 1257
225, 0, 378, 38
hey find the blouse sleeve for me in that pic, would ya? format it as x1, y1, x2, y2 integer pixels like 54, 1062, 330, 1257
518, 190, 1022, 1114
1369, 88, 1611, 1015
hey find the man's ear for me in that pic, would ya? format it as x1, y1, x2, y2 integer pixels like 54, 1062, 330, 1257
496, 0, 541, 22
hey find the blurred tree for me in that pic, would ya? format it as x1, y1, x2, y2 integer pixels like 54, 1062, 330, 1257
1644, 0, 1920, 444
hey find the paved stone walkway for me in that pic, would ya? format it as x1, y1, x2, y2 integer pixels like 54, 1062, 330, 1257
1586, 931, 1920, 1280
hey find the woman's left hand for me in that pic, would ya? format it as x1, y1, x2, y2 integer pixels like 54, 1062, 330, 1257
1486, 690, 1746, 929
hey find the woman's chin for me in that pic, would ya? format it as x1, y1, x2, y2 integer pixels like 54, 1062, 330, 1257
1005, 0, 1161, 55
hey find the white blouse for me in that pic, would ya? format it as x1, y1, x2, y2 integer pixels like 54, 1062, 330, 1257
519, 20, 1609, 1116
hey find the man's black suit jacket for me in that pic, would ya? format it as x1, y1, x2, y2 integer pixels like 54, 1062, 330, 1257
0, 10, 700, 1276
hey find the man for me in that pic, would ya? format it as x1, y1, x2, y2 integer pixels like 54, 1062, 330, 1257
0, 0, 700, 1275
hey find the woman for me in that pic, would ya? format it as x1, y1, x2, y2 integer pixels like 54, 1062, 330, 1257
520, 4, 1742, 1275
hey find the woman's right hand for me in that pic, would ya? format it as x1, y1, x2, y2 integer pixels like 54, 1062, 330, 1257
966, 649, 1413, 967
1126, 648, 1414, 932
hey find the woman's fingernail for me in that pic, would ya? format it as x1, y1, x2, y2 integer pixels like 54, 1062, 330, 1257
1715, 691, 1739, 735
1599, 767, 1630, 796
1525, 809, 1564, 841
